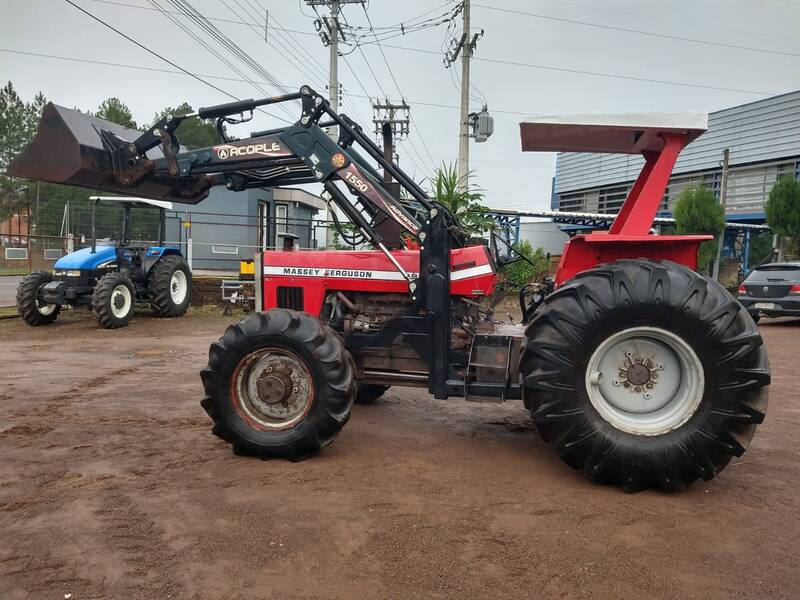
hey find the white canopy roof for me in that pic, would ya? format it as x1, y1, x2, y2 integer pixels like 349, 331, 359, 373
89, 196, 173, 210
519, 112, 708, 154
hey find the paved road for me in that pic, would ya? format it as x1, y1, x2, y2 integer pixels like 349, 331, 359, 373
0, 275, 22, 307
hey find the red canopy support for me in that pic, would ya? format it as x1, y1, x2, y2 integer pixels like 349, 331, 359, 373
608, 132, 686, 236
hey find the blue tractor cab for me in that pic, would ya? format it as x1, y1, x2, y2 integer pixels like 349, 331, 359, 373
17, 196, 192, 328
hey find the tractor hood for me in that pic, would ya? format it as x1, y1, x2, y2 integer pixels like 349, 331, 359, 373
54, 245, 117, 270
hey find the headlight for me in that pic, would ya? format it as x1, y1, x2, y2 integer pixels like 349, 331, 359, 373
65, 270, 82, 277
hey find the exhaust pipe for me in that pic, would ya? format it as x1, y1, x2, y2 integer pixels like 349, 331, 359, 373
6, 103, 212, 203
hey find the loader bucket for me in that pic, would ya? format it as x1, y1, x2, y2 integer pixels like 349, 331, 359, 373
6, 102, 210, 203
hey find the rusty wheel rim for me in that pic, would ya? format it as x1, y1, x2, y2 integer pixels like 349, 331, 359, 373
231, 347, 314, 430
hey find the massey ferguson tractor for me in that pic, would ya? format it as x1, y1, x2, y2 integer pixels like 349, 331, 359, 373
8, 87, 770, 491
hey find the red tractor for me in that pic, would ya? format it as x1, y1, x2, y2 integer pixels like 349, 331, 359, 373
9, 88, 769, 491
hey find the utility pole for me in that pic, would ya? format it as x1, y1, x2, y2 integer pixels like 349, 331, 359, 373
444, 1, 483, 192
372, 99, 409, 179
458, 0, 470, 193
712, 148, 730, 281
307, 0, 363, 136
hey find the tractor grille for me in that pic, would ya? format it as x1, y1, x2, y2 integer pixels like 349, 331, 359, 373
277, 286, 304, 310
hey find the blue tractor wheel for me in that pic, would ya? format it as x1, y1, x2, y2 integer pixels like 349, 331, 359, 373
92, 272, 136, 329
17, 271, 61, 326
149, 255, 192, 317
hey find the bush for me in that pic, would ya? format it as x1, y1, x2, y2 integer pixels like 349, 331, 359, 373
501, 240, 550, 288
672, 185, 725, 273
765, 175, 800, 259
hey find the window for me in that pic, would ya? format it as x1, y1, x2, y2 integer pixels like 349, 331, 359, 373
43, 249, 63, 260
274, 203, 288, 247
559, 192, 587, 212
4, 248, 28, 260
212, 244, 239, 254
598, 186, 629, 214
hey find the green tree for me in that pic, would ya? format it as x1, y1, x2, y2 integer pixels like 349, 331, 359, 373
501, 240, 550, 288
765, 175, 800, 260
429, 163, 493, 235
0, 82, 49, 226
149, 102, 218, 149
95, 97, 137, 128
673, 185, 725, 273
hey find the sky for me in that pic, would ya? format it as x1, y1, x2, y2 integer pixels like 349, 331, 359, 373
2, 0, 800, 214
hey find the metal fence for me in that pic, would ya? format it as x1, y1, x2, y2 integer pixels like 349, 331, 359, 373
0, 211, 369, 274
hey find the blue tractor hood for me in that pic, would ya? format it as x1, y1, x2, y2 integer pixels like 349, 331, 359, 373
54, 245, 117, 270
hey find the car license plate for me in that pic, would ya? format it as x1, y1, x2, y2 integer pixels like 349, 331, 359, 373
754, 302, 775, 310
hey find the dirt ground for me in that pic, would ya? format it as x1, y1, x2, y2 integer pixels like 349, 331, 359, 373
0, 309, 798, 600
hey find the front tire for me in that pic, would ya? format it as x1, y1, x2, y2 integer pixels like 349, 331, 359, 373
16, 271, 60, 326
149, 254, 191, 317
200, 309, 356, 460
520, 260, 769, 492
92, 272, 135, 329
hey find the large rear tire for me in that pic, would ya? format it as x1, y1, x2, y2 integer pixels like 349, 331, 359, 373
16, 271, 60, 326
149, 254, 191, 317
92, 272, 135, 329
520, 259, 770, 492
201, 309, 356, 460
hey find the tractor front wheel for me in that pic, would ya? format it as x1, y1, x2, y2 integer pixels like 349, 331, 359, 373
149, 255, 191, 317
520, 259, 770, 492
201, 309, 356, 460
17, 271, 60, 326
92, 272, 135, 329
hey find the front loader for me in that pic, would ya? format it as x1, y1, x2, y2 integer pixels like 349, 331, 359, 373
8, 87, 769, 491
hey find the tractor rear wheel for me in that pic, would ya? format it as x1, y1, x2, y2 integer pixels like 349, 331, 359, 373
149, 254, 191, 317
355, 384, 389, 404
92, 272, 135, 329
201, 309, 356, 460
520, 259, 769, 492
17, 271, 60, 326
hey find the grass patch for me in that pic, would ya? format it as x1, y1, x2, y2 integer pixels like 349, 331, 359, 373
0, 306, 19, 319
0, 268, 29, 276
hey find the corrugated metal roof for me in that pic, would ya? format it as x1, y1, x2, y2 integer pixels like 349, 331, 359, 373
554, 90, 800, 194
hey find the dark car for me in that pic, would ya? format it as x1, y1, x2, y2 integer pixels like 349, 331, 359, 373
738, 262, 800, 322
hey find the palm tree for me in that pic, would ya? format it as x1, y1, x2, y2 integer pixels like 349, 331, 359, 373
429, 163, 493, 235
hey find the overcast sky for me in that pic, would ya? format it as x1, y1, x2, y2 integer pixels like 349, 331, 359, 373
2, 0, 799, 212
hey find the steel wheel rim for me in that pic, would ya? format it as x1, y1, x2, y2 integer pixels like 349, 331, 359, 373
232, 347, 314, 430
110, 284, 132, 318
170, 270, 187, 304
585, 326, 704, 436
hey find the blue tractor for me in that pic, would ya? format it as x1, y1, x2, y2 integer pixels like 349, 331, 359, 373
17, 196, 191, 329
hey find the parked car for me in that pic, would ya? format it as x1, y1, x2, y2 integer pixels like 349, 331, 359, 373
737, 262, 800, 322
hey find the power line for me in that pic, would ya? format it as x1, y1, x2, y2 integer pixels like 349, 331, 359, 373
360, 4, 437, 177
472, 3, 800, 59
79, 0, 776, 97
539, 0, 800, 43
145, 0, 290, 120
377, 43, 779, 96
0, 48, 533, 116
61, 0, 289, 121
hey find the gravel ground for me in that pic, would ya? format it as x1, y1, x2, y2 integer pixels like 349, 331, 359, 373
0, 309, 798, 600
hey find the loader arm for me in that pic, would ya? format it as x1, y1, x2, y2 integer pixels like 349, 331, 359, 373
7, 86, 463, 396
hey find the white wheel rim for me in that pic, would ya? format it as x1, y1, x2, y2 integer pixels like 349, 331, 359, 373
110, 284, 133, 318
170, 270, 187, 304
585, 326, 704, 436
35, 284, 56, 315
